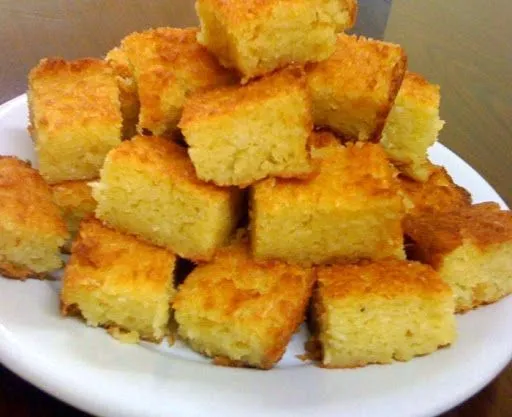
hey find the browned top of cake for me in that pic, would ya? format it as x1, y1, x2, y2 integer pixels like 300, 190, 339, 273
173, 237, 315, 328
316, 259, 452, 300
106, 135, 237, 199
197, 0, 357, 28
253, 141, 402, 214
179, 66, 308, 127
122, 27, 235, 87
51, 180, 96, 211
28, 58, 121, 132
307, 33, 407, 100
0, 156, 68, 237
405, 203, 512, 267
63, 216, 176, 298
399, 163, 472, 214
105, 47, 133, 80
398, 72, 441, 107
308, 130, 342, 151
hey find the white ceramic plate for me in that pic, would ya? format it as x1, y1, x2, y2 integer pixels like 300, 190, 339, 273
0, 94, 510, 417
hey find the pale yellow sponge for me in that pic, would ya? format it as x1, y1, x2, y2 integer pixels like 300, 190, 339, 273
0, 156, 68, 279
405, 203, 512, 313
121, 27, 235, 136
196, 0, 357, 82
381, 72, 445, 181
179, 67, 312, 187
61, 216, 176, 343
93, 135, 242, 261
309, 260, 456, 368
251, 132, 405, 265
28, 58, 122, 183
307, 34, 407, 142
174, 237, 315, 369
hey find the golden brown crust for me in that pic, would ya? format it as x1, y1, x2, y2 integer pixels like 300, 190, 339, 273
107, 135, 237, 199
121, 27, 235, 136
173, 238, 315, 369
316, 260, 452, 300
179, 66, 308, 127
375, 50, 407, 143
399, 163, 472, 215
456, 291, 512, 314
51, 180, 96, 211
0, 156, 68, 237
399, 72, 441, 107
174, 239, 315, 323
404, 203, 512, 268
197, 0, 357, 29
0, 260, 46, 280
105, 47, 133, 80
61, 217, 176, 342
64, 216, 175, 277
251, 138, 405, 264
28, 57, 122, 183
308, 259, 454, 368
319, 34, 406, 98
0, 156, 68, 278
308, 130, 342, 150
307, 34, 407, 142
211, 354, 274, 370
122, 27, 233, 83
51, 180, 97, 235
212, 356, 254, 368
180, 65, 312, 187
197, 0, 356, 82
303, 338, 323, 362
253, 141, 401, 213
346, 0, 358, 28
29, 57, 121, 132
30, 57, 110, 80
197, 0, 279, 24
105, 47, 140, 138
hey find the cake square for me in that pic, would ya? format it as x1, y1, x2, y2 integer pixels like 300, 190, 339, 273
0, 156, 68, 279
381, 72, 445, 181
28, 58, 122, 184
306, 34, 407, 142
196, 0, 357, 82
51, 180, 97, 250
179, 67, 312, 187
250, 132, 405, 265
308, 260, 456, 368
93, 135, 242, 261
121, 27, 235, 137
404, 203, 512, 313
173, 238, 315, 369
61, 216, 176, 343
399, 162, 471, 216
105, 46, 140, 139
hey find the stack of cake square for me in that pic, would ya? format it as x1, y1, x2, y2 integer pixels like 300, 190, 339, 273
176, 0, 459, 369
28, 58, 120, 244
2, 0, 510, 370
0, 156, 68, 279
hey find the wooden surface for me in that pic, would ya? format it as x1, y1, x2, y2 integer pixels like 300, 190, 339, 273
0, 0, 511, 416
385, 0, 512, 208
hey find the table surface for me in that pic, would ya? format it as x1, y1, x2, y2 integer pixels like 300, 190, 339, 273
0, 0, 511, 416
